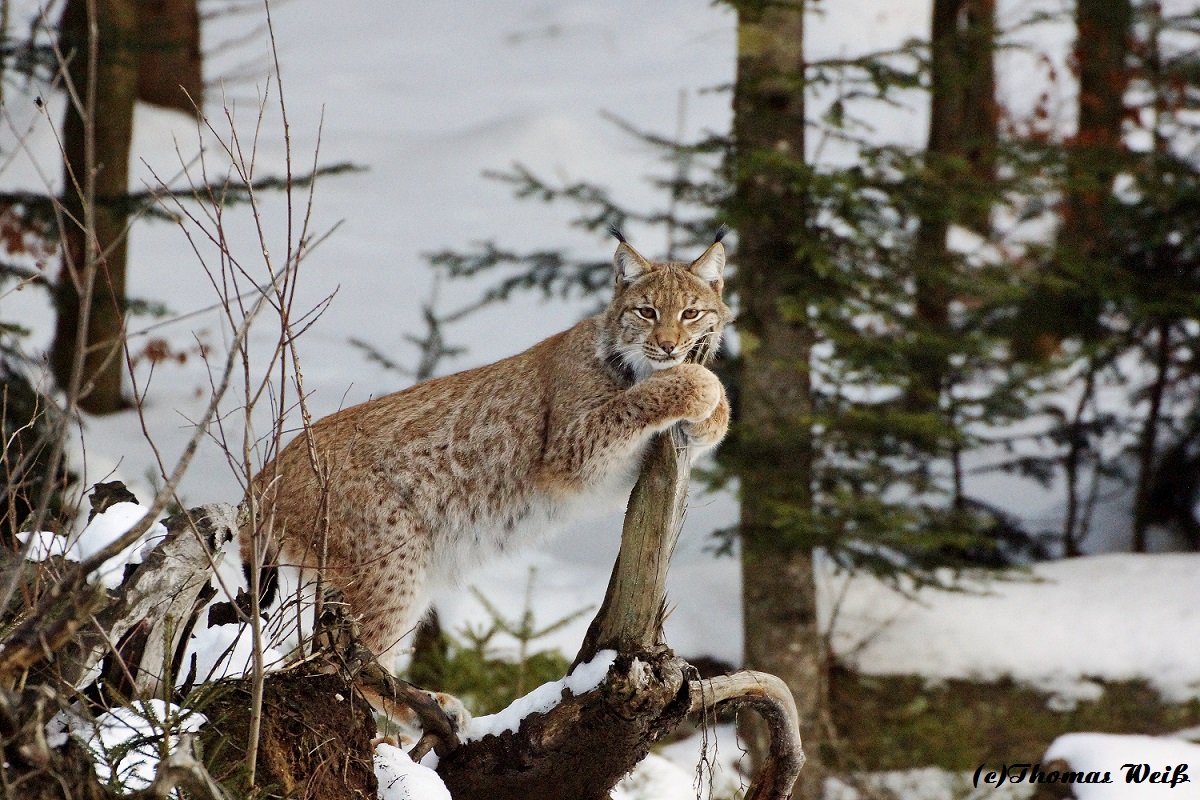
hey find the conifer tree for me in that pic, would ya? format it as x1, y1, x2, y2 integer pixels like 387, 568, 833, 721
723, 1, 825, 795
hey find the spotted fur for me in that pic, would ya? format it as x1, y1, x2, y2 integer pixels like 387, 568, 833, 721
241, 237, 732, 670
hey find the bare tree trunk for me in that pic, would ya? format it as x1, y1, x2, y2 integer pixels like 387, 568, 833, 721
135, 0, 202, 115
727, 2, 825, 797
910, 0, 996, 415
1133, 321, 1172, 552
50, 0, 139, 414
575, 431, 690, 664
1064, 0, 1131, 245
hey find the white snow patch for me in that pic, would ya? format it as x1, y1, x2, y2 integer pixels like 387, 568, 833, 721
71, 502, 168, 589
822, 553, 1200, 703
653, 722, 747, 800
464, 649, 616, 741
15, 530, 74, 560
1045, 733, 1200, 799
612, 752, 698, 800
176, 524, 289, 684
57, 700, 206, 790
824, 767, 1034, 800
375, 742, 452, 800
18, 503, 169, 589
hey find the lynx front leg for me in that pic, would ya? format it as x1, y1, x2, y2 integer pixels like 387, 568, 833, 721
552, 363, 724, 479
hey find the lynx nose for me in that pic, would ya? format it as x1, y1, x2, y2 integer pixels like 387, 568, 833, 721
659, 341, 678, 356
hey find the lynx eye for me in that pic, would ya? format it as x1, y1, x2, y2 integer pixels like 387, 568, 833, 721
635, 306, 658, 321
680, 308, 702, 321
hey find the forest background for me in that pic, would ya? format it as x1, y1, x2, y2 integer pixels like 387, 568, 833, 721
2, 0, 1199, 798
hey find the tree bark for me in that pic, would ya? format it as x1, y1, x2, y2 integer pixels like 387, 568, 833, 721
135, 0, 202, 115
1058, 0, 1130, 274
51, 0, 139, 414
727, 2, 825, 797
911, 0, 997, 413
1065, 0, 1131, 242
575, 430, 689, 665
1025, 0, 1131, 360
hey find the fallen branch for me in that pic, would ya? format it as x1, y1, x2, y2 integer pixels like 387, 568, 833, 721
689, 671, 805, 800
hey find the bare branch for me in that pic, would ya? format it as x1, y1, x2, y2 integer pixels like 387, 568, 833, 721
574, 428, 689, 664
689, 671, 805, 800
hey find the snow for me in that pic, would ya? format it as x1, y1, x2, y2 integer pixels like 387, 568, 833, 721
822, 552, 1200, 706
375, 743, 452, 800
54, 700, 207, 790
176, 529, 289, 683
653, 722, 747, 799
611, 753, 701, 800
20, 502, 287, 685
825, 767, 1035, 800
70, 501, 169, 589
14, 502, 168, 588
15, 529, 72, 560
1045, 733, 1200, 799
464, 649, 617, 741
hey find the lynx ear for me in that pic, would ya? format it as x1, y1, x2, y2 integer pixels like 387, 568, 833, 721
614, 241, 653, 285
689, 240, 726, 287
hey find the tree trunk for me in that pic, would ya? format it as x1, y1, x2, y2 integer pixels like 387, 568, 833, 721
135, 0, 202, 115
1025, 0, 1131, 360
1065, 0, 1131, 244
727, 2, 825, 797
910, 0, 996, 413
1132, 321, 1172, 552
439, 428, 803, 799
575, 431, 690, 665
50, 0, 139, 414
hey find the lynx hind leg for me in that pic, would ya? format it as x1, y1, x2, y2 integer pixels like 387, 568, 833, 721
338, 548, 430, 674
366, 687, 473, 752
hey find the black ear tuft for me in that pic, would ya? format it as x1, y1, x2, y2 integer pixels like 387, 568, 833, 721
607, 224, 627, 244
714, 223, 730, 244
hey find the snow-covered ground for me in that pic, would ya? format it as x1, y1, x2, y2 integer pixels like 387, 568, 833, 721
5, 0, 1200, 797
824, 553, 1200, 707
41, 494, 1200, 798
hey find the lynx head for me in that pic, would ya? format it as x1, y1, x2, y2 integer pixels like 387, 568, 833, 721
599, 228, 733, 382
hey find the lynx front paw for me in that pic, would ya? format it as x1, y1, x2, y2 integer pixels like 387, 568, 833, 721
666, 362, 722, 423
682, 388, 729, 448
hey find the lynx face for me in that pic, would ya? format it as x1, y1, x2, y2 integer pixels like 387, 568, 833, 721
602, 238, 733, 381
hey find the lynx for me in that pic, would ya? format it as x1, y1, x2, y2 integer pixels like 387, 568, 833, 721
242, 231, 732, 672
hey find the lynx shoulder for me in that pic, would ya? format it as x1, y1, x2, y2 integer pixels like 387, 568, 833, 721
241, 232, 732, 669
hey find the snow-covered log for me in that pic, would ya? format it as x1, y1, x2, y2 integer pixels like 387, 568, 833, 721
435, 432, 805, 800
